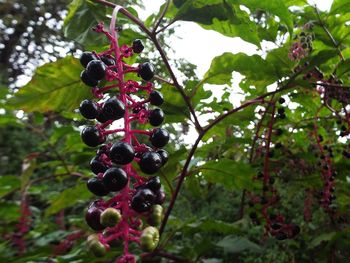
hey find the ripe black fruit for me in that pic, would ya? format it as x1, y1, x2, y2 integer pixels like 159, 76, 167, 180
149, 91, 164, 106
87, 177, 109, 196
81, 126, 105, 147
278, 97, 285, 104
275, 231, 288, 240
154, 189, 166, 205
131, 188, 155, 213
109, 141, 135, 165
79, 99, 99, 119
100, 55, 115, 66
102, 97, 125, 120
132, 39, 144, 54
150, 128, 169, 148
81, 70, 99, 87
86, 60, 106, 81
138, 62, 155, 81
146, 176, 161, 192
90, 156, 108, 175
102, 167, 128, 192
139, 152, 162, 174
96, 110, 109, 123
85, 204, 105, 231
156, 149, 169, 165
149, 108, 164, 126
80, 51, 98, 68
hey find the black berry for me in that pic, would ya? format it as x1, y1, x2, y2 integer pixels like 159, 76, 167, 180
131, 188, 155, 213
79, 99, 99, 119
87, 177, 109, 196
156, 149, 169, 165
149, 91, 164, 106
275, 231, 288, 240
102, 97, 125, 121
90, 156, 108, 175
138, 62, 155, 81
150, 128, 169, 148
132, 39, 144, 54
139, 152, 162, 174
148, 108, 164, 126
81, 70, 98, 87
86, 60, 106, 81
154, 189, 166, 205
109, 141, 135, 165
80, 51, 98, 68
145, 176, 161, 192
81, 126, 105, 147
96, 110, 109, 123
85, 204, 105, 231
100, 55, 115, 66
102, 167, 128, 192
278, 97, 285, 104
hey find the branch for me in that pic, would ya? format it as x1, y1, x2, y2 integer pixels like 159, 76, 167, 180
152, 0, 171, 34
314, 5, 345, 62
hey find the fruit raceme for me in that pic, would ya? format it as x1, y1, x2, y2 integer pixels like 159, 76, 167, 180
78, 17, 168, 262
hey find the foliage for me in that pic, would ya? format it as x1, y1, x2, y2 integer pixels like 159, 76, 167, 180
1, 0, 350, 262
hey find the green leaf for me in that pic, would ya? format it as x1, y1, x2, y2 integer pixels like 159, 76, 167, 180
64, 0, 108, 47
336, 59, 350, 78
330, 0, 350, 15
231, 0, 294, 36
184, 218, 245, 235
45, 182, 92, 216
309, 232, 336, 249
216, 235, 262, 253
197, 159, 256, 190
161, 84, 190, 123
204, 52, 276, 86
8, 56, 91, 112
0, 176, 20, 198
168, 0, 261, 46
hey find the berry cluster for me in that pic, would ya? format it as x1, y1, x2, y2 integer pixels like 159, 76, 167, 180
288, 31, 314, 61
313, 130, 338, 215
78, 19, 169, 262
248, 98, 300, 240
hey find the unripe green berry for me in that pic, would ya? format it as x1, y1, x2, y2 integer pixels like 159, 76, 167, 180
100, 208, 122, 227
140, 226, 159, 252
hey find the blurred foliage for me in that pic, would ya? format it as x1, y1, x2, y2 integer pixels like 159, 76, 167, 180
1, 0, 350, 262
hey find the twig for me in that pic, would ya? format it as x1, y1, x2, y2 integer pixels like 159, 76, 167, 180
314, 5, 345, 62
152, 0, 171, 34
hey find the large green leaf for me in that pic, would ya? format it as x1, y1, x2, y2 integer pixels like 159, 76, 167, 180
8, 56, 91, 112
168, 0, 261, 46
330, 0, 350, 15
231, 0, 294, 36
216, 235, 262, 253
204, 52, 276, 86
0, 176, 20, 198
45, 182, 92, 216
196, 159, 256, 190
64, 0, 108, 46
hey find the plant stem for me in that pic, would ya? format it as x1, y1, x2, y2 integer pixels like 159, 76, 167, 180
152, 0, 171, 34
314, 5, 345, 62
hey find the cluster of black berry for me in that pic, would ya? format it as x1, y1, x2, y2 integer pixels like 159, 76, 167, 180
77, 22, 169, 262
314, 134, 337, 215
248, 99, 300, 240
